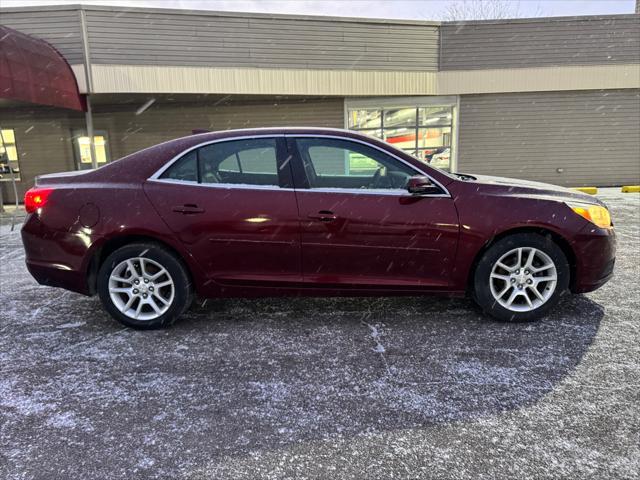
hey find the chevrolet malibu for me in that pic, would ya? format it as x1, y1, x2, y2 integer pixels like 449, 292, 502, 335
21, 128, 615, 329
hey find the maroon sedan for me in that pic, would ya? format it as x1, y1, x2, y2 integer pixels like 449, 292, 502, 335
21, 128, 615, 329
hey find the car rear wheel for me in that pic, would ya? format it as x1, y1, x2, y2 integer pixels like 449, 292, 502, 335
473, 233, 570, 322
97, 243, 193, 329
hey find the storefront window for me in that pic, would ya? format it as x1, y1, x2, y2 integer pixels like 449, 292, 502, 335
383, 127, 417, 151
349, 109, 381, 129
414, 127, 450, 167
357, 129, 383, 140
73, 131, 110, 170
347, 103, 455, 171
419, 107, 452, 126
383, 108, 417, 128
0, 128, 21, 181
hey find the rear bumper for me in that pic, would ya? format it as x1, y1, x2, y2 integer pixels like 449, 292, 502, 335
21, 215, 96, 295
571, 226, 616, 293
25, 259, 91, 295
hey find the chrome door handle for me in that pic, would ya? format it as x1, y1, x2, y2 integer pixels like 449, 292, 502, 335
308, 210, 337, 222
172, 204, 205, 214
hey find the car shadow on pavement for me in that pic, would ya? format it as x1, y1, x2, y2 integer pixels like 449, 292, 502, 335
1, 291, 603, 478
164, 293, 604, 449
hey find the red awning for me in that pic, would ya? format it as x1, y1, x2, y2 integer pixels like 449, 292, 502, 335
0, 25, 85, 111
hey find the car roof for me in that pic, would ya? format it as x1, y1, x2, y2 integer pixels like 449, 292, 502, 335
165, 126, 388, 155
186, 126, 362, 141
87, 127, 371, 183
86, 126, 453, 188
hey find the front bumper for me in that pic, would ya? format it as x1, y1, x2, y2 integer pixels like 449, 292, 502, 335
571, 225, 616, 293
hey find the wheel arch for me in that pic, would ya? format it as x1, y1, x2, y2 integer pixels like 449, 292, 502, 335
86, 234, 196, 295
466, 226, 577, 294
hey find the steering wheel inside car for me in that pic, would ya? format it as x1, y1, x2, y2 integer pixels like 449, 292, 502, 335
370, 167, 393, 189
370, 168, 412, 189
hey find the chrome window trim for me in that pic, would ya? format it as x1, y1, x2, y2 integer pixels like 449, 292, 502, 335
149, 178, 430, 197
298, 187, 418, 197
147, 132, 451, 198
149, 134, 286, 180
148, 178, 447, 198
286, 133, 451, 198
148, 177, 293, 191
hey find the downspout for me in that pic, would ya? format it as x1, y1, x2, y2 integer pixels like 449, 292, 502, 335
79, 8, 97, 169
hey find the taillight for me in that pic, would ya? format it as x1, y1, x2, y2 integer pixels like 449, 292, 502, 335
24, 187, 53, 214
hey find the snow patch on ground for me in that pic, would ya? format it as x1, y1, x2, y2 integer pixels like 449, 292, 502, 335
1, 189, 638, 479
57, 321, 86, 329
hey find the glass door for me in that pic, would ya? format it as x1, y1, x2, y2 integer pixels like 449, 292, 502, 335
72, 130, 111, 170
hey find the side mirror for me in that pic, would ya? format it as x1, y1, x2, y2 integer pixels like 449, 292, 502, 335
406, 175, 440, 195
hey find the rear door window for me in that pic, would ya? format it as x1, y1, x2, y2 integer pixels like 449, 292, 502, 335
160, 138, 287, 187
200, 139, 279, 186
159, 150, 198, 182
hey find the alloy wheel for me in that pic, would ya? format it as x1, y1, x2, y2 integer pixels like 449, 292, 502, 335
489, 247, 558, 312
108, 257, 175, 321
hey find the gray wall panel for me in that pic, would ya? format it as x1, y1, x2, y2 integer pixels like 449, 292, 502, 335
0, 9, 85, 64
94, 98, 345, 158
84, 10, 439, 70
441, 15, 640, 70
0, 97, 344, 201
0, 108, 81, 203
3, 7, 636, 74
457, 90, 640, 186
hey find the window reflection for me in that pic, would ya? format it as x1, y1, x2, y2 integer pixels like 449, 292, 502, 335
383, 108, 417, 128
419, 107, 452, 126
348, 104, 454, 171
383, 128, 416, 151
0, 128, 21, 180
348, 109, 381, 129
73, 130, 110, 170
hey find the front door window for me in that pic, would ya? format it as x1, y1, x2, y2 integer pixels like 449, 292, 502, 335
294, 137, 417, 191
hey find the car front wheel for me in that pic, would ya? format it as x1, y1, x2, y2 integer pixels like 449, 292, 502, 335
97, 243, 193, 329
473, 233, 570, 322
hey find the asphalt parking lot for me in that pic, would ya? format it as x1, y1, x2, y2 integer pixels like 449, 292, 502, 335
0, 188, 638, 479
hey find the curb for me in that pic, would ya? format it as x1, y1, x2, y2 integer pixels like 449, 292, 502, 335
621, 186, 640, 193
572, 187, 598, 195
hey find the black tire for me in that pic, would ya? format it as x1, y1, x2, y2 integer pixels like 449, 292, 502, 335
97, 242, 193, 329
472, 233, 570, 322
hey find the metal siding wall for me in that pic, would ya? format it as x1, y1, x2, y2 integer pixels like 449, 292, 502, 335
93, 98, 345, 157
441, 15, 640, 70
0, 9, 85, 64
0, 98, 344, 202
0, 110, 81, 202
84, 10, 439, 70
457, 90, 640, 186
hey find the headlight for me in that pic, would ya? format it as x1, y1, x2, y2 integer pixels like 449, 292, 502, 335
566, 202, 612, 229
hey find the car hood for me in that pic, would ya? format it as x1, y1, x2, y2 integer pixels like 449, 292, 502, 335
463, 174, 606, 206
